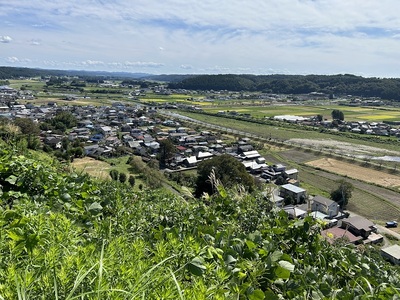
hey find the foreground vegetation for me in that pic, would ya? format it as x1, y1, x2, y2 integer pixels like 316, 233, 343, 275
0, 143, 399, 299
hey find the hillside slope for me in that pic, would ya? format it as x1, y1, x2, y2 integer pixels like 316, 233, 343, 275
0, 146, 399, 299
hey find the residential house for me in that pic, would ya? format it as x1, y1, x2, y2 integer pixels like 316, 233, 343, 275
238, 144, 253, 153
321, 227, 363, 244
340, 216, 377, 239
197, 151, 213, 161
284, 168, 298, 180
43, 136, 62, 149
283, 206, 307, 219
183, 156, 197, 167
311, 195, 339, 218
242, 150, 261, 160
144, 141, 160, 153
263, 189, 284, 207
242, 160, 267, 174
99, 126, 113, 136
273, 164, 286, 172
279, 184, 307, 204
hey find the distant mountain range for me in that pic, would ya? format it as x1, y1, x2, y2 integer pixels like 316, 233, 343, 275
0, 66, 151, 79
0, 66, 196, 82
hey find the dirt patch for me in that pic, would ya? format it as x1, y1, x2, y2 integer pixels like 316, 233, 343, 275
288, 138, 400, 157
71, 157, 111, 179
306, 158, 400, 188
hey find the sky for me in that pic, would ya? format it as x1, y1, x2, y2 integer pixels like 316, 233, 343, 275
1, 0, 400, 77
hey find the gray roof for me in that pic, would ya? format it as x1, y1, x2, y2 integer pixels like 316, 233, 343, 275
381, 244, 400, 260
281, 184, 306, 194
342, 216, 375, 231
312, 195, 336, 207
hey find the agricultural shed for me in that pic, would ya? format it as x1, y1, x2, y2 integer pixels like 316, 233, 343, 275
381, 245, 400, 265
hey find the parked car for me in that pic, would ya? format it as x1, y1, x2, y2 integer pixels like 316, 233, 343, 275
385, 221, 398, 228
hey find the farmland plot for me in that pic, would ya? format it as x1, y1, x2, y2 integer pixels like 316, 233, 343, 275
306, 157, 400, 189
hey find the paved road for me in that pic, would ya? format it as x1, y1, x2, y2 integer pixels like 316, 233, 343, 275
377, 225, 400, 241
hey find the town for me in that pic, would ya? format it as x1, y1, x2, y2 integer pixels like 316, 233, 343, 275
1, 81, 399, 265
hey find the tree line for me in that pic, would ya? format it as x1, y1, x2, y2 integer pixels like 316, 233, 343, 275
168, 74, 400, 100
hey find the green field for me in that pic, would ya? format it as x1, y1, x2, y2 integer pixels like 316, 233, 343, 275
178, 111, 400, 153
202, 104, 400, 122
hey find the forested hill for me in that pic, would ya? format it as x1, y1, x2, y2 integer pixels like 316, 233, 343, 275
168, 74, 400, 100
2, 65, 400, 100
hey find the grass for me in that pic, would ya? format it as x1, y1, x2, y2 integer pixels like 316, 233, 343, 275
105, 156, 132, 174
72, 156, 149, 192
201, 104, 400, 122
71, 157, 112, 179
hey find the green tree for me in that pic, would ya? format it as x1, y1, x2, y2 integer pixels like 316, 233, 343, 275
330, 179, 353, 208
109, 169, 119, 181
52, 111, 77, 129
72, 147, 84, 158
275, 175, 286, 185
159, 138, 176, 167
128, 175, 135, 187
195, 154, 255, 197
119, 172, 127, 183
13, 118, 40, 135
26, 134, 41, 150
331, 109, 344, 121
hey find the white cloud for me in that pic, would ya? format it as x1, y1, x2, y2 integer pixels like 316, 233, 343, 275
30, 39, 41, 45
7, 56, 19, 63
122, 61, 164, 68
180, 64, 193, 70
81, 60, 105, 66
2, 1, 400, 76
0, 36, 12, 43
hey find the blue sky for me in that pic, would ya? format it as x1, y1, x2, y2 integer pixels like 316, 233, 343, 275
1, 0, 400, 77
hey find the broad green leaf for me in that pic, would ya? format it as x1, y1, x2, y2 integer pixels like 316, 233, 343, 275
275, 265, 291, 279
217, 185, 227, 198
88, 202, 103, 214
281, 253, 293, 263
245, 240, 256, 250
271, 227, 285, 234
75, 200, 84, 209
187, 257, 206, 276
270, 250, 282, 262
263, 291, 279, 300
5, 175, 18, 185
278, 260, 295, 272
61, 193, 71, 201
224, 255, 237, 265
248, 289, 265, 300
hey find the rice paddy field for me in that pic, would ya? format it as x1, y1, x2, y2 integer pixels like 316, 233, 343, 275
201, 104, 400, 122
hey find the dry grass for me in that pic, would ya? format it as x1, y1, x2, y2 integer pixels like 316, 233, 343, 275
306, 158, 400, 189
71, 157, 111, 180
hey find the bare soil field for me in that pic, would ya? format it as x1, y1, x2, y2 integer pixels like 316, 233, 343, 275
71, 157, 111, 180
306, 157, 400, 188
288, 138, 400, 157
